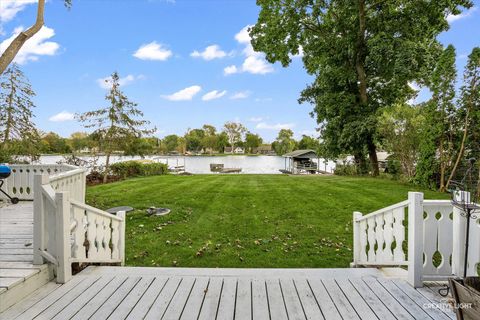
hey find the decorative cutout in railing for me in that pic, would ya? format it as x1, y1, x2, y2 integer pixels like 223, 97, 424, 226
353, 193, 480, 287
422, 201, 454, 277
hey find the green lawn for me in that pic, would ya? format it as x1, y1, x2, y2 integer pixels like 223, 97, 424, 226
86, 175, 447, 268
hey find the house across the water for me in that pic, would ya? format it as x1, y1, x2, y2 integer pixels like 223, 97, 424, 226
253, 144, 276, 155
224, 146, 245, 154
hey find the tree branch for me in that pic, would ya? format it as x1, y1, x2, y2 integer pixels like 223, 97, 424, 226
0, 0, 45, 75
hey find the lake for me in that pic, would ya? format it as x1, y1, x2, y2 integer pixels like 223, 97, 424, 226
37, 155, 336, 174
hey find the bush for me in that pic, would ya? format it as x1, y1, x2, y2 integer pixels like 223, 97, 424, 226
334, 163, 359, 176
385, 159, 401, 178
110, 160, 168, 179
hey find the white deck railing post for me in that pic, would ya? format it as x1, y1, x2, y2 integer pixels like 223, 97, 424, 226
407, 192, 424, 288
117, 211, 126, 266
452, 191, 469, 277
33, 174, 48, 265
351, 211, 362, 267
55, 191, 72, 283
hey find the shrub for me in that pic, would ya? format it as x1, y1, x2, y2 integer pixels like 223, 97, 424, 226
110, 160, 168, 179
334, 163, 358, 176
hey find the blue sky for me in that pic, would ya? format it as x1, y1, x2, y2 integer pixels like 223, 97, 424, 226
0, 0, 479, 142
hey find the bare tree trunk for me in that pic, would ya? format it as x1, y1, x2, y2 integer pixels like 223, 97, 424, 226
0, 0, 45, 75
439, 138, 446, 192
367, 139, 379, 176
446, 107, 470, 190
356, 0, 368, 105
103, 152, 111, 184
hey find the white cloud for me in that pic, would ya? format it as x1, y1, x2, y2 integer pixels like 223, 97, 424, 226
256, 122, 295, 130
224, 65, 238, 75
226, 25, 274, 76
202, 90, 227, 101
235, 25, 252, 45
230, 91, 251, 99
191, 45, 227, 60
249, 117, 263, 122
447, 7, 477, 23
0, 0, 37, 24
133, 41, 172, 61
96, 74, 144, 89
0, 26, 60, 64
49, 111, 75, 122
242, 56, 273, 74
162, 85, 202, 101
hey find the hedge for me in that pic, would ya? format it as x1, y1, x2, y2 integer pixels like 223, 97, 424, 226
110, 160, 168, 179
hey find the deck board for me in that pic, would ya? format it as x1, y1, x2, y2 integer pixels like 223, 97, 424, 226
1, 266, 457, 320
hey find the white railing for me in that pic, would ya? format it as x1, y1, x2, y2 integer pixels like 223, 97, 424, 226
1, 164, 78, 200
352, 191, 480, 288
32, 165, 125, 284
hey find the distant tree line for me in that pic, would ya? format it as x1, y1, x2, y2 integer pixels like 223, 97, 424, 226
0, 67, 321, 165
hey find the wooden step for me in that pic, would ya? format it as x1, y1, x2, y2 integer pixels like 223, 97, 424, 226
0, 264, 54, 312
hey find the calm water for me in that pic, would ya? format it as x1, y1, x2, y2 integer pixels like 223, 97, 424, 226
37, 155, 336, 174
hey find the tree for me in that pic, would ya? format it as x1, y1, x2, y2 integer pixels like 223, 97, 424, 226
223, 122, 246, 153
68, 132, 90, 153
378, 103, 425, 178
0, 63, 41, 160
297, 135, 320, 151
0, 0, 72, 75
202, 124, 218, 154
185, 128, 205, 152
41, 132, 71, 154
245, 132, 263, 153
416, 45, 458, 190
446, 47, 480, 189
273, 129, 296, 155
77, 72, 155, 182
216, 132, 229, 153
163, 134, 180, 153
251, 0, 472, 176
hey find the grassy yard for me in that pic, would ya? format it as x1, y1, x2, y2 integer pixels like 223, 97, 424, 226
86, 175, 447, 269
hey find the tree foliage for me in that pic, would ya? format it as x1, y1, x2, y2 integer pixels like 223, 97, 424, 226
0, 63, 41, 161
251, 0, 472, 176
378, 103, 424, 178
223, 122, 247, 152
77, 72, 155, 182
273, 129, 296, 155
416, 45, 458, 189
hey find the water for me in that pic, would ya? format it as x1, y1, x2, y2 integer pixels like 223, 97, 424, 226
37, 155, 336, 174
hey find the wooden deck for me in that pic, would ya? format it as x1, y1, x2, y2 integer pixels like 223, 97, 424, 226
0, 202, 53, 312
0, 266, 455, 320
0, 202, 457, 319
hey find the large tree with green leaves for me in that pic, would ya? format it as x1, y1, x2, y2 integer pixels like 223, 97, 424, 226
273, 129, 296, 155
251, 0, 472, 176
245, 132, 263, 153
446, 47, 480, 190
77, 72, 155, 182
223, 122, 246, 152
0, 63, 41, 160
378, 103, 425, 178
416, 45, 458, 190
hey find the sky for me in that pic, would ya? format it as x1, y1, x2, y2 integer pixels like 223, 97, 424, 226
0, 0, 479, 142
